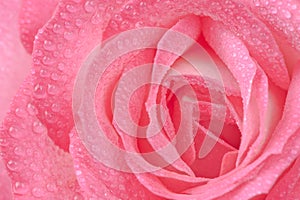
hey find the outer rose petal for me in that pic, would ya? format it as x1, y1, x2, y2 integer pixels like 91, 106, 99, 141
19, 0, 59, 53
30, 0, 128, 151
240, 0, 300, 75
0, 80, 83, 199
0, 0, 31, 123
69, 129, 163, 200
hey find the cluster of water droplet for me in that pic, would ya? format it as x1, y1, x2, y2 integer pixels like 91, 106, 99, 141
252, 0, 300, 51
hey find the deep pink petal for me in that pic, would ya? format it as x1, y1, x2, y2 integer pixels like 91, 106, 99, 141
0, 156, 13, 200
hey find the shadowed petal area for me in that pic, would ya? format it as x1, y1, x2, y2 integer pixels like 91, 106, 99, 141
0, 0, 31, 123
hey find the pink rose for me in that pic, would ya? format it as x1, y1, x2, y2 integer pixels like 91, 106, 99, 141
1, 0, 300, 199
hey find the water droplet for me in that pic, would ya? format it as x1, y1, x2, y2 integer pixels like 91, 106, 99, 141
45, 111, 56, 123
51, 103, 61, 112
282, 9, 291, 19
91, 12, 101, 24
84, 1, 96, 13
139, 1, 147, 7
33, 84, 47, 99
43, 40, 56, 51
27, 103, 38, 115
53, 23, 63, 33
46, 183, 58, 192
66, 4, 77, 13
124, 4, 133, 13
0, 138, 8, 147
64, 49, 73, 58
42, 56, 55, 65
14, 146, 25, 156
57, 63, 65, 71
32, 121, 47, 134
9, 127, 23, 139
75, 19, 84, 27
75, 170, 82, 175
291, 4, 297, 10
39, 69, 50, 78
64, 31, 75, 40
7, 160, 19, 171
270, 6, 277, 14
14, 182, 29, 195
32, 187, 45, 198
60, 12, 68, 19
51, 73, 60, 81
29, 165, 43, 173
120, 20, 129, 30
15, 108, 26, 118
114, 14, 122, 21
47, 84, 59, 95
73, 193, 84, 200
34, 49, 43, 56
135, 21, 144, 28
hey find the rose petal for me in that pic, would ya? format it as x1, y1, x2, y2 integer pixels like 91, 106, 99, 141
29, 0, 128, 150
69, 128, 162, 200
181, 62, 300, 199
202, 19, 259, 163
0, 0, 31, 123
239, 0, 300, 75
19, 0, 58, 53
0, 80, 82, 199
219, 151, 238, 176
267, 157, 300, 200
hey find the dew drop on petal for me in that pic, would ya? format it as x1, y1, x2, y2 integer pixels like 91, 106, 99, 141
32, 121, 47, 134
64, 31, 75, 40
91, 12, 101, 24
31, 187, 45, 198
57, 63, 65, 71
66, 4, 77, 13
14, 146, 25, 156
43, 40, 56, 51
51, 73, 60, 81
51, 103, 61, 112
7, 160, 19, 171
9, 127, 24, 139
44, 111, 57, 123
14, 182, 29, 195
42, 56, 55, 65
33, 84, 47, 99
64, 49, 73, 58
47, 84, 59, 95
84, 0, 96, 13
0, 138, 8, 147
15, 108, 27, 118
27, 103, 38, 115
282, 9, 292, 19
39, 69, 50, 78
73, 193, 84, 200
46, 183, 58, 192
